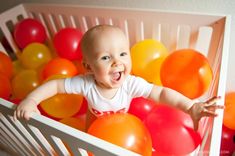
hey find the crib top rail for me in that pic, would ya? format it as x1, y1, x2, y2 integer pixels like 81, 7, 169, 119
0, 98, 140, 156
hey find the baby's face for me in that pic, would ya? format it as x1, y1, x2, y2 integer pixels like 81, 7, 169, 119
84, 27, 132, 89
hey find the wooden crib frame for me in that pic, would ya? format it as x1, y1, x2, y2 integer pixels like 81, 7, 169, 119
0, 3, 231, 156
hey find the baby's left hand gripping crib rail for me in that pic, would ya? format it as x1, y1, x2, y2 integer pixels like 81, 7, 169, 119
0, 98, 140, 156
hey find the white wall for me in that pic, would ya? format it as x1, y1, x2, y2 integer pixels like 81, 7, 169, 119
0, 0, 234, 92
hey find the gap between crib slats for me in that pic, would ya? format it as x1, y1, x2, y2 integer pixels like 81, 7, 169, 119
7, 115, 44, 156
27, 124, 56, 155
43, 133, 69, 156
0, 120, 31, 155
0, 128, 20, 154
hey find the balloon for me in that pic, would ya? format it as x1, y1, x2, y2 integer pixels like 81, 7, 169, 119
44, 74, 70, 82
223, 92, 235, 130
11, 69, 40, 99
53, 28, 83, 60
220, 125, 235, 155
0, 74, 12, 100
144, 105, 202, 155
0, 52, 13, 79
74, 60, 87, 75
88, 113, 152, 156
20, 43, 52, 69
128, 97, 155, 121
160, 49, 213, 99
14, 18, 46, 49
8, 98, 21, 105
39, 94, 83, 119
13, 60, 25, 76
41, 57, 78, 80
74, 97, 88, 116
131, 39, 168, 85
60, 117, 85, 132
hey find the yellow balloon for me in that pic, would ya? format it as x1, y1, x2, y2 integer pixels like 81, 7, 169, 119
11, 69, 40, 99
13, 60, 25, 76
21, 43, 52, 69
131, 39, 168, 85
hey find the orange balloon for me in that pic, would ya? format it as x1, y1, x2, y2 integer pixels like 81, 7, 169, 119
131, 39, 168, 85
0, 74, 12, 99
60, 117, 85, 132
42, 57, 78, 80
160, 49, 213, 99
223, 92, 235, 130
0, 52, 13, 79
44, 74, 70, 82
11, 69, 40, 99
13, 60, 25, 76
88, 113, 152, 156
73, 60, 87, 75
40, 94, 83, 119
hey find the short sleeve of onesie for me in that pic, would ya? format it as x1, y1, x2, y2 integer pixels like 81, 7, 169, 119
64, 75, 92, 95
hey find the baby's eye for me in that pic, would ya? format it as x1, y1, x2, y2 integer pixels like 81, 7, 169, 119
101, 56, 110, 61
120, 52, 127, 56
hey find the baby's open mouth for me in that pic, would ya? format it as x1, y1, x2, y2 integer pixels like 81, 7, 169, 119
112, 72, 122, 81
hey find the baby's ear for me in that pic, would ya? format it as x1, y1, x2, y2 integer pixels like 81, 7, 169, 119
82, 61, 92, 73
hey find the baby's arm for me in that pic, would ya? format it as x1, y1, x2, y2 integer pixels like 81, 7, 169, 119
149, 85, 223, 130
14, 79, 65, 120
149, 85, 194, 112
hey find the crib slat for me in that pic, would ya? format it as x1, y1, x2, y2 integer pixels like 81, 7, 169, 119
0, 121, 31, 156
6, 116, 44, 156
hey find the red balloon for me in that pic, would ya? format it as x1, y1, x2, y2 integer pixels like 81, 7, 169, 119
41, 57, 78, 80
53, 28, 83, 60
128, 97, 155, 121
14, 18, 46, 49
0, 74, 12, 100
88, 113, 152, 156
160, 49, 213, 99
74, 97, 88, 116
220, 125, 235, 155
144, 105, 202, 155
0, 52, 13, 79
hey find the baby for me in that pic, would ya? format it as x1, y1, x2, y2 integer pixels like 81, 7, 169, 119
14, 25, 223, 130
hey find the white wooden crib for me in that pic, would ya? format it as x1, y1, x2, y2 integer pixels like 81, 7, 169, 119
0, 3, 231, 156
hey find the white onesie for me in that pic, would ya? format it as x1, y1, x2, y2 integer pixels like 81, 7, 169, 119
64, 74, 153, 117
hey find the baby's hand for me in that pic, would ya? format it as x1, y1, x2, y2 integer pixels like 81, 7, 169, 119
13, 98, 41, 121
188, 96, 224, 131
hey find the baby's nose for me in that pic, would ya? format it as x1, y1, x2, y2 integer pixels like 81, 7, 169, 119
112, 59, 122, 67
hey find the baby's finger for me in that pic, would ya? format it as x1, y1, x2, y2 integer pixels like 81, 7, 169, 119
13, 111, 18, 121
193, 119, 199, 131
202, 109, 218, 117
205, 96, 221, 105
19, 110, 25, 119
205, 104, 224, 110
24, 112, 31, 121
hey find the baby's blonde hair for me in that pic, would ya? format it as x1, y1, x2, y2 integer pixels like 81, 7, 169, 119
80, 25, 125, 59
